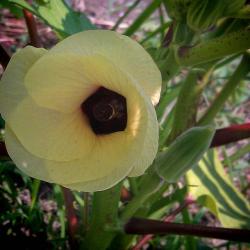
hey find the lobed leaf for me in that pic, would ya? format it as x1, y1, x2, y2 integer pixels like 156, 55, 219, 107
186, 149, 250, 228
10, 0, 96, 38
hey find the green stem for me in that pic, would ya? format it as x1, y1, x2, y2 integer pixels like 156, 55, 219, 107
83, 192, 89, 232
29, 179, 40, 213
124, 0, 163, 36
159, 48, 179, 91
83, 183, 122, 250
156, 85, 180, 121
223, 143, 250, 164
112, 0, 141, 31
176, 28, 250, 67
198, 53, 250, 125
167, 72, 199, 142
129, 178, 138, 196
182, 209, 196, 250
158, 4, 165, 41
141, 22, 170, 44
121, 169, 162, 222
167, 68, 213, 144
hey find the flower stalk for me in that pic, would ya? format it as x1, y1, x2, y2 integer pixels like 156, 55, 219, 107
83, 183, 122, 250
121, 170, 162, 222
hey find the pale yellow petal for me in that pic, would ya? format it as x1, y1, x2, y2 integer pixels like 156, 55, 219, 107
63, 99, 159, 191
7, 96, 95, 162
4, 126, 52, 182
0, 46, 47, 121
62, 169, 130, 192
3, 48, 158, 189
5, 87, 157, 189
47, 57, 156, 184
5, 125, 131, 191
49, 30, 162, 105
25, 48, 160, 115
25, 54, 98, 113
128, 102, 159, 177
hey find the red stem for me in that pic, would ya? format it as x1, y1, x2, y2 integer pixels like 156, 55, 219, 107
162, 22, 174, 48
62, 187, 79, 249
125, 217, 250, 243
0, 141, 8, 157
23, 9, 42, 48
210, 123, 250, 147
0, 44, 10, 69
133, 198, 194, 250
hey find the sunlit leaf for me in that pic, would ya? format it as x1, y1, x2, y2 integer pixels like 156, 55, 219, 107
10, 0, 96, 37
186, 149, 250, 228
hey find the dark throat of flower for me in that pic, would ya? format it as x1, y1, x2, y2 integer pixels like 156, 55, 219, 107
81, 87, 127, 135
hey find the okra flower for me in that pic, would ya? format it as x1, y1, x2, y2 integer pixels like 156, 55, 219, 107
0, 30, 161, 191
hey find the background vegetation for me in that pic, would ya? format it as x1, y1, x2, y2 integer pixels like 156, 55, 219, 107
0, 0, 249, 249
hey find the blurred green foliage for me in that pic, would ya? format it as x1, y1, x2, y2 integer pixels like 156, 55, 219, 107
0, 0, 250, 249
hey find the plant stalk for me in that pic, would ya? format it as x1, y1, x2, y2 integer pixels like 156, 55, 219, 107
0, 44, 10, 69
83, 183, 122, 250
62, 187, 79, 249
210, 123, 250, 147
133, 198, 194, 250
23, 9, 42, 48
125, 218, 250, 243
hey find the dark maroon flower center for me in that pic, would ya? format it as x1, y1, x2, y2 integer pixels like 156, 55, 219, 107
81, 87, 127, 135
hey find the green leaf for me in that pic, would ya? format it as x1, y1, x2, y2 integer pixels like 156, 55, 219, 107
10, 0, 96, 38
0, 0, 23, 17
186, 149, 250, 228
156, 126, 215, 183
9, 0, 36, 13
231, 5, 250, 19
198, 54, 250, 125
